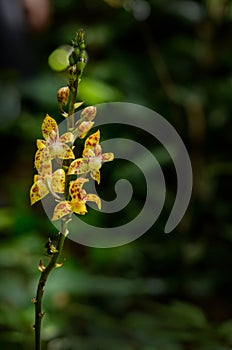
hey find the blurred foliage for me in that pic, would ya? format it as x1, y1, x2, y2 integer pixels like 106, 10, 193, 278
0, 0, 232, 349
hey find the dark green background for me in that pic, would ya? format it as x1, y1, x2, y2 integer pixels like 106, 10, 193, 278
0, 0, 231, 349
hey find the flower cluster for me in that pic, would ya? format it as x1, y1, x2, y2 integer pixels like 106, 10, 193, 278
30, 107, 114, 222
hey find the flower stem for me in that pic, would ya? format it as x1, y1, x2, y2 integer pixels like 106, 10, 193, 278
67, 79, 78, 130
34, 30, 87, 350
67, 29, 87, 130
34, 220, 68, 350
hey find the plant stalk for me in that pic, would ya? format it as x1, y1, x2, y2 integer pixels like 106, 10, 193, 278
34, 30, 86, 349
34, 220, 67, 350
67, 80, 78, 130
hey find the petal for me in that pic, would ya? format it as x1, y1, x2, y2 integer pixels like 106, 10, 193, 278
91, 169, 101, 184
84, 130, 100, 149
59, 132, 75, 144
94, 144, 102, 157
52, 201, 72, 221
67, 158, 89, 175
82, 148, 95, 158
102, 152, 114, 162
34, 149, 42, 170
48, 129, 59, 144
69, 178, 89, 198
30, 180, 49, 205
71, 201, 87, 215
76, 121, 94, 139
52, 169, 66, 193
48, 143, 75, 160
42, 114, 58, 142
38, 150, 52, 177
36, 139, 46, 149
85, 194, 101, 210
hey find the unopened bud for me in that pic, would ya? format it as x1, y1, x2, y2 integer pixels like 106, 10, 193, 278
80, 106, 97, 121
77, 121, 94, 139
68, 65, 77, 84
57, 86, 69, 106
38, 259, 46, 272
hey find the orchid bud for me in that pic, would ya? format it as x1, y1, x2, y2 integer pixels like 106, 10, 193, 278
77, 121, 94, 139
68, 65, 77, 84
80, 106, 97, 121
77, 50, 88, 75
57, 86, 69, 106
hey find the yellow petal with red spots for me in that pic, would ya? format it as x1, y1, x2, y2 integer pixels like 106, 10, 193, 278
30, 180, 49, 205
48, 143, 75, 160
36, 139, 46, 150
52, 201, 72, 221
34, 149, 42, 170
52, 169, 65, 193
82, 147, 95, 158
71, 201, 87, 215
90, 169, 101, 184
42, 114, 58, 141
85, 194, 101, 210
38, 152, 52, 177
84, 130, 100, 149
67, 158, 89, 175
59, 132, 75, 144
102, 152, 114, 162
69, 178, 89, 198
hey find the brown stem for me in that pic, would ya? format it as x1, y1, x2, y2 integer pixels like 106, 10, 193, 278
34, 220, 67, 350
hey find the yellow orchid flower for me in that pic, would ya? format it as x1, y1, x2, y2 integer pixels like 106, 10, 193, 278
30, 149, 66, 205
34, 114, 75, 170
52, 178, 101, 221
67, 130, 114, 184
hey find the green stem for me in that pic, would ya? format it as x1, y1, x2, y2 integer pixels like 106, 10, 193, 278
34, 220, 67, 350
67, 80, 78, 130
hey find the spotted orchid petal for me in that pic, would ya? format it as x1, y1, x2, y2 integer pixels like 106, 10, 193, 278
102, 152, 114, 162
37, 139, 46, 150
35, 145, 52, 172
69, 178, 89, 215
30, 179, 49, 205
38, 151, 52, 177
71, 201, 88, 215
42, 114, 58, 142
67, 158, 89, 175
85, 194, 101, 209
90, 169, 101, 184
94, 144, 102, 157
85, 130, 100, 149
69, 178, 89, 197
34, 149, 42, 170
51, 169, 66, 193
52, 201, 72, 221
59, 132, 75, 144
82, 147, 95, 158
